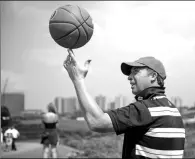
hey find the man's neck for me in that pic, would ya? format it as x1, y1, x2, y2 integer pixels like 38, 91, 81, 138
135, 86, 165, 101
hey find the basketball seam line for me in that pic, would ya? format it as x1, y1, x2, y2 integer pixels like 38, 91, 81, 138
77, 6, 88, 41
50, 15, 91, 30
77, 6, 93, 29
53, 21, 85, 41
50, 10, 57, 20
71, 23, 80, 49
59, 7, 89, 41
70, 6, 84, 49
72, 5, 91, 48
50, 21, 78, 27
50, 22, 79, 40
73, 26, 81, 49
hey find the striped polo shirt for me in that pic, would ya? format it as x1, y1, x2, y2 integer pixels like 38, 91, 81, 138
107, 87, 185, 159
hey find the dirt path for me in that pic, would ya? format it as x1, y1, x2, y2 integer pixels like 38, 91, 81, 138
1, 141, 83, 158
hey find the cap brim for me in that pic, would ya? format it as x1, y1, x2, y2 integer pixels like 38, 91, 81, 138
121, 62, 145, 76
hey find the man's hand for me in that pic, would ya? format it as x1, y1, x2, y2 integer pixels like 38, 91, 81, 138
63, 49, 91, 83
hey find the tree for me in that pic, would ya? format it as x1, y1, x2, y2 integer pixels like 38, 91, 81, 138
1, 78, 9, 105
1, 77, 12, 129
1, 105, 11, 128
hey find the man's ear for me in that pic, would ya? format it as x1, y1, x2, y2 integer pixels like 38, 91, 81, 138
150, 72, 158, 83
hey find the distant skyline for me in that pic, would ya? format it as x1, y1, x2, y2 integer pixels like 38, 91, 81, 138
1, 1, 195, 110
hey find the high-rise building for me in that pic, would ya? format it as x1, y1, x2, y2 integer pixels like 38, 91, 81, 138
115, 95, 127, 108
1, 92, 25, 116
54, 96, 79, 114
63, 97, 78, 114
95, 95, 107, 111
108, 101, 115, 110
61, 98, 66, 114
54, 97, 64, 114
54, 97, 59, 113
123, 96, 130, 106
73, 97, 80, 111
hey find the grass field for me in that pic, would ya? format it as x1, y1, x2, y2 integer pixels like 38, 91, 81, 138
15, 115, 195, 158
19, 118, 90, 132
184, 127, 195, 158
16, 119, 90, 140
20, 119, 89, 130
62, 125, 195, 158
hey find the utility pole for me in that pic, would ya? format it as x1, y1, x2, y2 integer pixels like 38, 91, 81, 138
1, 77, 9, 106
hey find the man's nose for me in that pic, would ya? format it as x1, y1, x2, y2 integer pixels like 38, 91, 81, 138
128, 74, 133, 81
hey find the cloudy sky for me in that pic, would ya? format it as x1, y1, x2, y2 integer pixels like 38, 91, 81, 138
1, 1, 195, 110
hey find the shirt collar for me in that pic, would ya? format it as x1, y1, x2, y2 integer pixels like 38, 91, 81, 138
135, 86, 165, 101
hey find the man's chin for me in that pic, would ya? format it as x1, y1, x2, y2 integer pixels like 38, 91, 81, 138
132, 88, 141, 96
132, 90, 138, 95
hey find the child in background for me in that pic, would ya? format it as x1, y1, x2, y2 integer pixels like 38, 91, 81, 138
4, 125, 20, 151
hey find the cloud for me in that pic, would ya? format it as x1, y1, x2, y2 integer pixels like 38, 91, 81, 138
151, 2, 195, 39
79, 1, 195, 106
87, 1, 195, 62
3, 1, 195, 107
18, 4, 50, 20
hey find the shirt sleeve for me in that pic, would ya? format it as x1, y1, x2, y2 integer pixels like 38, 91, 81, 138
4, 131, 8, 136
15, 129, 20, 137
107, 101, 152, 135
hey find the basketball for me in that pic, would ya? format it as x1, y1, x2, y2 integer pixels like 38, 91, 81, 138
49, 5, 94, 49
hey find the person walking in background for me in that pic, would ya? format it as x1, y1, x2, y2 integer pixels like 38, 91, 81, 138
41, 103, 59, 158
63, 49, 185, 159
4, 131, 13, 152
4, 125, 20, 151
1, 105, 12, 143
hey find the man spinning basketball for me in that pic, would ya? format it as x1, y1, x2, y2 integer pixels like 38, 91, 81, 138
63, 49, 185, 158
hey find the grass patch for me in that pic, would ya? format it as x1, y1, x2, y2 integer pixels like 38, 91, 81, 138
15, 118, 195, 158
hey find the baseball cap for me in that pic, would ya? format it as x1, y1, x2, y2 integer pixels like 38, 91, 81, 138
121, 56, 166, 79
